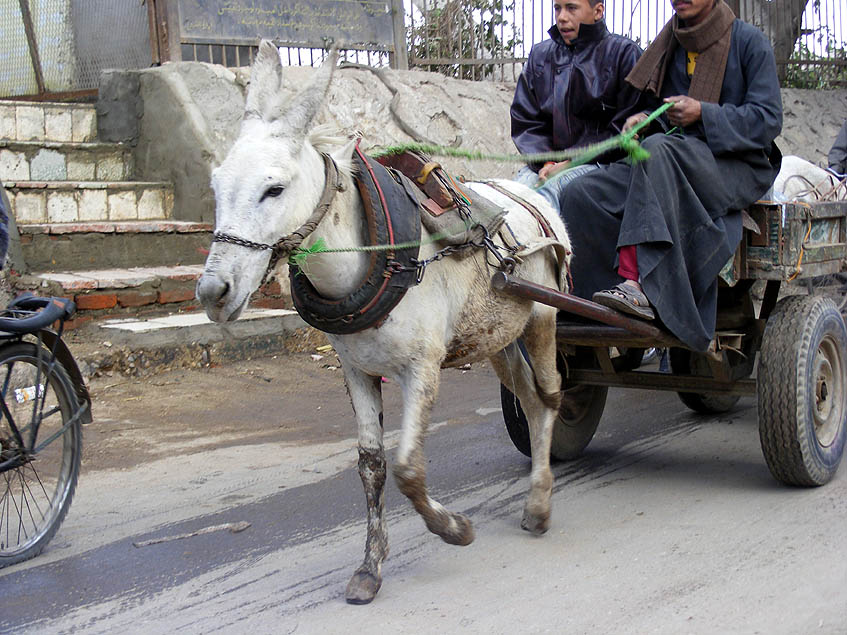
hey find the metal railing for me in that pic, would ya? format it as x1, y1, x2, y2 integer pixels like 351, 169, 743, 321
407, 0, 847, 86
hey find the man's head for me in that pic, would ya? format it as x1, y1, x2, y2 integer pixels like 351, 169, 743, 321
554, 0, 604, 45
671, 0, 716, 26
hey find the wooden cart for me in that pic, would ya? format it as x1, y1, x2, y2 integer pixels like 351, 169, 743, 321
496, 200, 847, 487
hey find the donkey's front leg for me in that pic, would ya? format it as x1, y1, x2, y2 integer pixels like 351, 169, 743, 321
342, 364, 388, 605
393, 362, 475, 546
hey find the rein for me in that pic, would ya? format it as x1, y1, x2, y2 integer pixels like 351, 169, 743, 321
211, 152, 343, 283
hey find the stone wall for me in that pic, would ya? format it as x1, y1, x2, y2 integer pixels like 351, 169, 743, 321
98, 61, 847, 224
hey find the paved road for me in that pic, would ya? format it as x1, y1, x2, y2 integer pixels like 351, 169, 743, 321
2, 355, 846, 634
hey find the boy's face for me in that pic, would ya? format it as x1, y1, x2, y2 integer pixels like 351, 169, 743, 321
554, 0, 604, 44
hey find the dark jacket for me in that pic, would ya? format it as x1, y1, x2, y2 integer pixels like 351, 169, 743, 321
829, 120, 847, 174
510, 21, 645, 170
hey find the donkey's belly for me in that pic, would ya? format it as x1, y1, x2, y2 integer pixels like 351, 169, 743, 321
441, 289, 534, 368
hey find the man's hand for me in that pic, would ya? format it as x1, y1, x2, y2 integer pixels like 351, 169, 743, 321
664, 95, 702, 128
539, 160, 571, 182
622, 113, 649, 139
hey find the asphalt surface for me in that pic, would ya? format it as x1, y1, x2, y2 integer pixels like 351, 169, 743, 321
1, 354, 846, 634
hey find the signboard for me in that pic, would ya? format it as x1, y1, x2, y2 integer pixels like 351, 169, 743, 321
176, 0, 395, 49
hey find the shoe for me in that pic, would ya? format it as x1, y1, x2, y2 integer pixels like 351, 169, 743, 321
592, 282, 655, 320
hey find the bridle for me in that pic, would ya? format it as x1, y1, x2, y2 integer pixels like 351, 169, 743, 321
211, 153, 344, 283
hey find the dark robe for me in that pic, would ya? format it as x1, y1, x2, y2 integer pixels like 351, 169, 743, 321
559, 19, 783, 352
829, 120, 847, 174
510, 21, 646, 169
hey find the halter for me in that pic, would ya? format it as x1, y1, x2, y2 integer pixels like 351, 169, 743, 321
211, 153, 343, 283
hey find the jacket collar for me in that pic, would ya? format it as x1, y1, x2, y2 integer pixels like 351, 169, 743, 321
548, 20, 608, 49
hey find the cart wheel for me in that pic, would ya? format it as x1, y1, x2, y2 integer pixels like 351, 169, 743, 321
501, 383, 607, 461
669, 348, 741, 414
758, 294, 847, 486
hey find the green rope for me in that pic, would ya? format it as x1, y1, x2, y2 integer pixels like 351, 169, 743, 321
370, 102, 673, 168
291, 103, 674, 262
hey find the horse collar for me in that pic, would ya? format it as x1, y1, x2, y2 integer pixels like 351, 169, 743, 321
211, 153, 342, 282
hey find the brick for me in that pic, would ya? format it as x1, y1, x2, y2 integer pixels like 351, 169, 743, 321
67, 157, 96, 181
75, 293, 118, 310
45, 110, 73, 142
78, 189, 108, 221
97, 155, 124, 180
0, 104, 15, 139
0, 149, 29, 180
158, 288, 195, 304
14, 191, 46, 223
252, 297, 290, 310
117, 291, 158, 307
63, 314, 94, 331
260, 281, 283, 296
30, 149, 67, 180
108, 190, 137, 220
16, 106, 44, 140
72, 108, 97, 142
137, 188, 165, 220
46, 192, 78, 223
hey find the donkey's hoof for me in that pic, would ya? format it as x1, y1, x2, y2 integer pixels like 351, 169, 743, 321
521, 509, 550, 535
345, 569, 382, 605
440, 513, 475, 546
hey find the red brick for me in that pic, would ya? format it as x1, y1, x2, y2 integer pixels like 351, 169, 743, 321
117, 291, 158, 307
252, 297, 290, 310
63, 315, 94, 330
75, 293, 117, 310
260, 281, 283, 296
158, 288, 195, 304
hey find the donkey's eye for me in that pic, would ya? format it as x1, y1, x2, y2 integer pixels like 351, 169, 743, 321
260, 185, 285, 202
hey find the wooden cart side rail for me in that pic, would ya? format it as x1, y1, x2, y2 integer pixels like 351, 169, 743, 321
566, 368, 758, 395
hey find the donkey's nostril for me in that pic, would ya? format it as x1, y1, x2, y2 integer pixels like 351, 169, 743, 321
197, 275, 230, 306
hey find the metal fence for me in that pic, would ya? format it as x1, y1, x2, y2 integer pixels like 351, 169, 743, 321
0, 0, 152, 99
408, 0, 847, 86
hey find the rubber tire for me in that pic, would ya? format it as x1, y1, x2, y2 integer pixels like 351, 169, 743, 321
670, 348, 741, 414
0, 342, 81, 568
501, 382, 608, 461
758, 295, 847, 486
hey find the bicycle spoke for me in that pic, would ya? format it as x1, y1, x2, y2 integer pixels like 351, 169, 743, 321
20, 462, 48, 522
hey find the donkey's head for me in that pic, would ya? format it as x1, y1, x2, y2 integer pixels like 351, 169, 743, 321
197, 40, 339, 322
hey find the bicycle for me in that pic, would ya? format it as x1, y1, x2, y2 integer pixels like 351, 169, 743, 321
0, 294, 91, 567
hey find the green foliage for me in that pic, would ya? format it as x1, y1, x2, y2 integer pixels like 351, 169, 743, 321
407, 0, 521, 80
782, 28, 847, 89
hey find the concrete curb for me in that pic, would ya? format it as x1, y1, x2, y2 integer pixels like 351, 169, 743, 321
66, 308, 329, 379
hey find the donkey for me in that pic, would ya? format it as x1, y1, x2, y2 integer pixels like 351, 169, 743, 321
197, 41, 571, 604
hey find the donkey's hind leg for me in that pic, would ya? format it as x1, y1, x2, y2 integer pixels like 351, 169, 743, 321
491, 306, 560, 534
393, 360, 475, 546
342, 364, 389, 605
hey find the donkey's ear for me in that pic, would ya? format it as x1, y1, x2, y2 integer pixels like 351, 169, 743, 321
271, 45, 339, 139
244, 40, 283, 121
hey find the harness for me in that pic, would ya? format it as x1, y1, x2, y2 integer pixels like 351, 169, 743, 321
289, 146, 422, 334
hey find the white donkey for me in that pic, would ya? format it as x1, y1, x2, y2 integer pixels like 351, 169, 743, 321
197, 42, 571, 604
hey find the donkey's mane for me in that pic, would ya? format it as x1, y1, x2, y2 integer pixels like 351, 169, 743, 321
308, 123, 355, 178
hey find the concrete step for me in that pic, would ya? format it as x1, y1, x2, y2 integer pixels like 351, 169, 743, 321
65, 307, 319, 379
13, 265, 290, 330
0, 139, 133, 182
18, 220, 212, 271
0, 100, 97, 143
5, 180, 173, 224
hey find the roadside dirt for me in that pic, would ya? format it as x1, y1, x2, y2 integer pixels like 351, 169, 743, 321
82, 349, 494, 473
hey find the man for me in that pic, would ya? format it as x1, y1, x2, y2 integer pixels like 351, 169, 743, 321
559, 0, 782, 352
828, 120, 847, 176
510, 0, 645, 201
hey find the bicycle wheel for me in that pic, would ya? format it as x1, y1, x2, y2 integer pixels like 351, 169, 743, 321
0, 341, 81, 567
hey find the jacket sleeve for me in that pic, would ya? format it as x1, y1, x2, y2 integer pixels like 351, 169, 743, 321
609, 42, 648, 136
700, 27, 783, 155
828, 120, 847, 174
510, 47, 554, 169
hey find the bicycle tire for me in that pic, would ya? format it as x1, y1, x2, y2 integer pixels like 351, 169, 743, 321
0, 341, 81, 567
